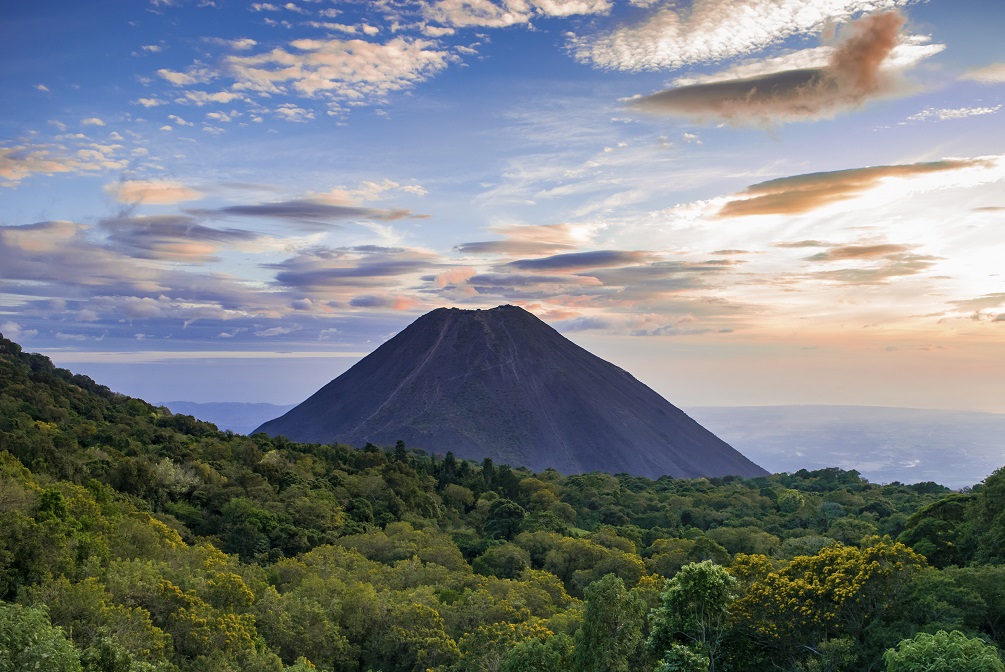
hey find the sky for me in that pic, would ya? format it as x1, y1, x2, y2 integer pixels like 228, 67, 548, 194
1, 0, 1004, 411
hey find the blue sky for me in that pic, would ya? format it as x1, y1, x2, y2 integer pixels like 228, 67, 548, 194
2, 0, 1004, 410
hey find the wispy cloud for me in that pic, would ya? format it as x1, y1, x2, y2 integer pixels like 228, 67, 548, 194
907, 105, 1002, 122
961, 62, 1005, 84
223, 36, 452, 101
423, 0, 611, 28
1, 139, 127, 186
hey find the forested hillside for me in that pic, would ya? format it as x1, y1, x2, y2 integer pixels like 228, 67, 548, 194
2, 333, 1004, 671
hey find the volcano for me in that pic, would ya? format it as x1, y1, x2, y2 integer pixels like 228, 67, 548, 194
255, 305, 767, 479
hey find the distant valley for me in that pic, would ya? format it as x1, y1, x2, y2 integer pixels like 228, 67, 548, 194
165, 400, 1005, 489
160, 401, 296, 436
687, 405, 1005, 489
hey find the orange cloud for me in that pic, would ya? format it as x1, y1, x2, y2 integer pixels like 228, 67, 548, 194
719, 159, 987, 217
105, 179, 203, 204
807, 244, 909, 261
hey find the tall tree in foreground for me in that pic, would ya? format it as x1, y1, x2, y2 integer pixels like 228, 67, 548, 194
649, 560, 739, 672
572, 573, 645, 672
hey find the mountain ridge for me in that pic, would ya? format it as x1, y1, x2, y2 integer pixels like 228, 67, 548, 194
255, 305, 767, 479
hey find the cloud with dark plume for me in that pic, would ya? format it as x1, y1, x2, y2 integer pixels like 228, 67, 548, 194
631, 11, 913, 125
506, 250, 652, 271
100, 214, 258, 262
719, 159, 987, 217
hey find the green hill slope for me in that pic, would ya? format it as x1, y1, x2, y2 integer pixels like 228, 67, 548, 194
2, 333, 1004, 672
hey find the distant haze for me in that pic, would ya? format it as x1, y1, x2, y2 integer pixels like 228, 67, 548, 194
686, 405, 1005, 489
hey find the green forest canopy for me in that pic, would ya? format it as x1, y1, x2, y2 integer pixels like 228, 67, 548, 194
1, 333, 1003, 671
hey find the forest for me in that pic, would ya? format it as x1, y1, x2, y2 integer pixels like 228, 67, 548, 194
1, 332, 1004, 672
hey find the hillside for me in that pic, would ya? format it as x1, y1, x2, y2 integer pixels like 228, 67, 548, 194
2, 332, 1005, 672
256, 305, 766, 479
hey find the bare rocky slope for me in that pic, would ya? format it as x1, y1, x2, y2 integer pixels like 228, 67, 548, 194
255, 305, 767, 479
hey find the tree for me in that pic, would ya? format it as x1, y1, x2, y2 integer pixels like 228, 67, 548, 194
883, 630, 1005, 672
572, 573, 645, 672
472, 543, 531, 579
649, 560, 738, 672
502, 633, 574, 672
484, 499, 526, 540
0, 600, 82, 672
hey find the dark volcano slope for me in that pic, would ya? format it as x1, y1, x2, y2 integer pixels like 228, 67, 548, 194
256, 305, 767, 479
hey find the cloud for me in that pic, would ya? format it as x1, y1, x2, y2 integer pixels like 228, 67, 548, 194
668, 36, 942, 87
105, 179, 203, 204
434, 267, 477, 287
348, 295, 422, 310
506, 249, 652, 271
1, 140, 126, 186
255, 324, 302, 337
182, 90, 246, 105
268, 246, 438, 292
951, 293, 1005, 312
318, 327, 340, 340
571, 0, 913, 71
630, 11, 914, 125
323, 179, 427, 203
907, 105, 1002, 122
456, 240, 575, 255
456, 222, 587, 256
962, 63, 1005, 84
811, 253, 939, 284
789, 240, 940, 285
423, 0, 611, 28
82, 117, 106, 126
0, 321, 39, 340
223, 36, 452, 102
99, 215, 259, 262
554, 316, 614, 332
274, 103, 314, 122
0, 220, 285, 328
157, 67, 214, 86
198, 199, 421, 226
718, 158, 988, 217
806, 243, 910, 261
